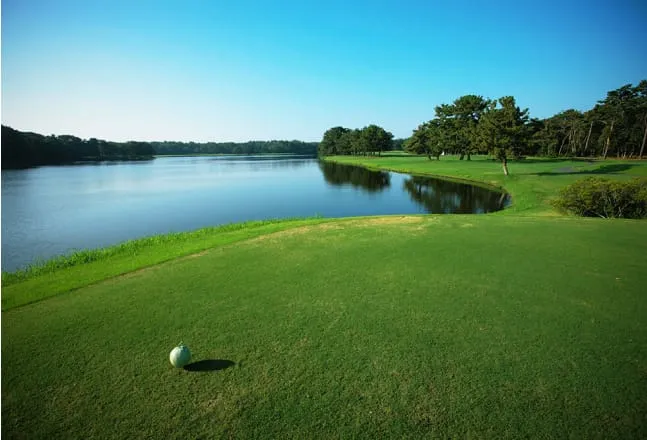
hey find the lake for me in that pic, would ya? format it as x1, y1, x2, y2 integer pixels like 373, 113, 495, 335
1, 155, 509, 271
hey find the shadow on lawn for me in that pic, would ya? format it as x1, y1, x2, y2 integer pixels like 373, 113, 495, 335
534, 163, 637, 176
183, 359, 235, 372
384, 153, 415, 157
515, 157, 596, 164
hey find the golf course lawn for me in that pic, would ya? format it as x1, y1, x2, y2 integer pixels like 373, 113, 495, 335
2, 157, 647, 438
326, 154, 647, 216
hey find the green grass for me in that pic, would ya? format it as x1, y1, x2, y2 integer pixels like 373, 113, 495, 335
3, 216, 647, 438
3, 156, 647, 438
1, 218, 331, 310
325, 155, 647, 215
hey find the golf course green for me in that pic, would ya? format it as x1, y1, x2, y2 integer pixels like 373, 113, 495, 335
3, 156, 647, 438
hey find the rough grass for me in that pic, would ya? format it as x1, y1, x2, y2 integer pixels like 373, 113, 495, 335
2, 216, 646, 439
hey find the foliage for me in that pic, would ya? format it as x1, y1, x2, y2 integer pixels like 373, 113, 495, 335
434, 94, 489, 160
531, 80, 647, 158
359, 124, 394, 155
7, 80, 645, 170
1, 125, 318, 169
153, 139, 318, 156
554, 177, 647, 218
404, 120, 444, 160
477, 96, 531, 174
318, 124, 393, 156
399, 79, 647, 168
340, 129, 361, 155
318, 126, 351, 156
405, 94, 532, 174
5, 80, 646, 170
1, 125, 156, 169
392, 138, 407, 150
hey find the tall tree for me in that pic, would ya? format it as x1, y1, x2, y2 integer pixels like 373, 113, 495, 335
595, 84, 635, 158
435, 95, 488, 160
358, 124, 393, 156
318, 126, 350, 156
340, 129, 361, 155
405, 119, 444, 160
478, 96, 530, 175
632, 80, 647, 159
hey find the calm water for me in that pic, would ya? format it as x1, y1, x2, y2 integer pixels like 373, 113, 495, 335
1, 156, 509, 271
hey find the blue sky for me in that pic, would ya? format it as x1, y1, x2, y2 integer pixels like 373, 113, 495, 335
2, 0, 646, 142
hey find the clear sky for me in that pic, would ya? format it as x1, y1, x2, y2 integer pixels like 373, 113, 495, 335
2, 0, 646, 142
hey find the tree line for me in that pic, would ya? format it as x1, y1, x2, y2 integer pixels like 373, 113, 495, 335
531, 81, 647, 159
4, 80, 644, 170
1, 125, 318, 169
318, 80, 647, 175
317, 125, 395, 156
152, 140, 317, 156
1, 125, 156, 169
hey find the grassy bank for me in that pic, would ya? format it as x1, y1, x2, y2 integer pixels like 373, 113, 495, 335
324, 155, 647, 215
3, 215, 647, 438
1, 218, 330, 310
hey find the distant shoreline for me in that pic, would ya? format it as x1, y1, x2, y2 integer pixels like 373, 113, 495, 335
153, 153, 317, 157
1, 125, 319, 169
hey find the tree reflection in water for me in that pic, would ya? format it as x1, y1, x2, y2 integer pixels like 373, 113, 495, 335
403, 176, 509, 214
319, 161, 391, 193
319, 161, 509, 212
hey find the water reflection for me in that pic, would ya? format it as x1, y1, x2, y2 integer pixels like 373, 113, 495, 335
70, 159, 156, 166
403, 176, 510, 214
2, 157, 512, 272
319, 161, 390, 193
206, 154, 316, 162
219, 158, 315, 172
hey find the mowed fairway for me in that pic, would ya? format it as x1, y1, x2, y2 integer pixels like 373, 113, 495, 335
3, 215, 647, 439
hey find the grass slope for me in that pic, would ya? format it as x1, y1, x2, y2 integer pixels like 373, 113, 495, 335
326, 154, 647, 215
3, 216, 647, 438
1, 218, 330, 310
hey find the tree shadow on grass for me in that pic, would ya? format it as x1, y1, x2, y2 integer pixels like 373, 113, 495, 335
515, 157, 596, 164
534, 163, 637, 176
183, 359, 235, 372
382, 152, 415, 158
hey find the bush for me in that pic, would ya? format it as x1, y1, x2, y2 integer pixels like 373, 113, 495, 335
554, 177, 647, 219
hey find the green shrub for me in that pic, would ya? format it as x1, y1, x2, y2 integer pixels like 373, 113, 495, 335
554, 177, 647, 219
